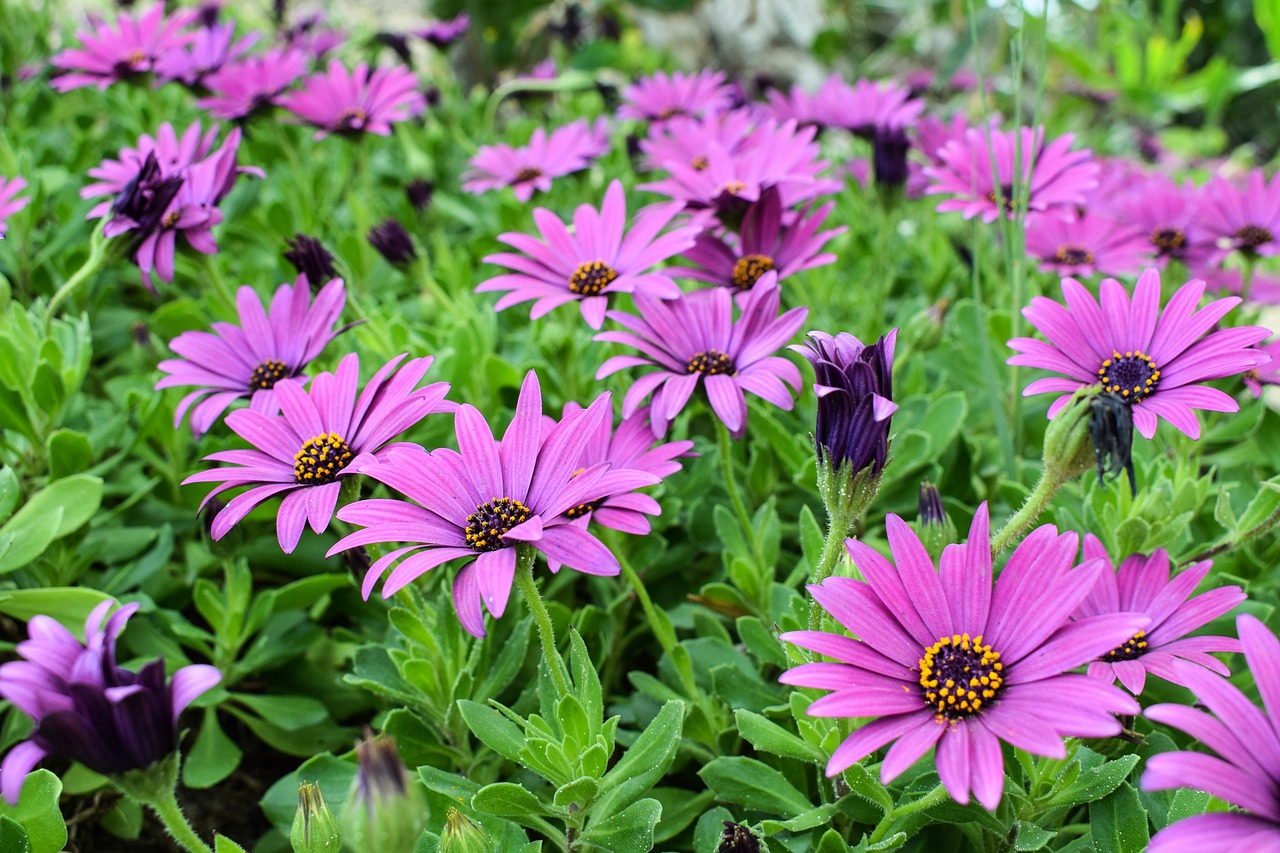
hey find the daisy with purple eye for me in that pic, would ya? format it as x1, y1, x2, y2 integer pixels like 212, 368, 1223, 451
1073, 535, 1244, 695
1115, 175, 1215, 269
462, 118, 610, 202
50, 1, 194, 92
762, 75, 854, 130
153, 20, 257, 87
476, 179, 700, 329
595, 273, 807, 438
638, 110, 755, 174
780, 505, 1146, 809
183, 352, 452, 553
197, 49, 310, 120
924, 125, 1099, 222
1244, 340, 1280, 397
673, 187, 845, 292
155, 276, 349, 435
280, 61, 425, 140
1008, 268, 1272, 438
329, 372, 660, 636
620, 69, 737, 123
1024, 211, 1151, 277
1199, 169, 1280, 259
0, 176, 31, 239
830, 77, 925, 139
1142, 614, 1280, 851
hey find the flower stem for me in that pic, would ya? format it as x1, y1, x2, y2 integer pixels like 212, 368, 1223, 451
112, 756, 215, 853
1242, 256, 1257, 302
715, 419, 759, 559
990, 467, 1064, 557
202, 254, 237, 317
807, 524, 851, 631
45, 221, 108, 329
867, 783, 951, 844
514, 545, 571, 697
146, 789, 216, 853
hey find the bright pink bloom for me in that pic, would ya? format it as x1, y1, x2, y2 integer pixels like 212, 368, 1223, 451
462, 118, 610, 202
831, 77, 925, 137
197, 48, 309, 120
280, 61, 425, 140
51, 1, 194, 92
0, 177, 31, 239
1199, 169, 1280, 259
1244, 340, 1280, 397
1024, 211, 1151, 277
620, 69, 736, 123
782, 505, 1145, 809
154, 21, 257, 87
1115, 176, 1216, 269
762, 76, 857, 130
638, 109, 756, 173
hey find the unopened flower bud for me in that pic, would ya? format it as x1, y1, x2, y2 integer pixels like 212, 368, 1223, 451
902, 297, 949, 353
405, 178, 434, 212
283, 234, 338, 291
1041, 388, 1101, 487
291, 782, 342, 853
368, 218, 417, 267
342, 733, 424, 853
718, 821, 761, 853
913, 481, 956, 559
439, 808, 491, 853
872, 126, 911, 188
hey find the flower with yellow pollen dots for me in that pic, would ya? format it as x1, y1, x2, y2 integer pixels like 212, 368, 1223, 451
781, 504, 1147, 810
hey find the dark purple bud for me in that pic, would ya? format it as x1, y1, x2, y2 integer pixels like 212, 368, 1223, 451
597, 9, 621, 41
422, 85, 441, 108
109, 152, 185, 244
131, 321, 151, 348
197, 2, 221, 28
718, 822, 761, 853
284, 233, 338, 290
1089, 392, 1137, 496
376, 32, 413, 66
417, 14, 469, 49
918, 481, 946, 527
872, 126, 911, 188
405, 178, 434, 211
368, 219, 417, 266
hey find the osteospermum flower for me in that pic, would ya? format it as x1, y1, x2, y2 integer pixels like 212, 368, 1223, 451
197, 48, 309, 120
1116, 176, 1215, 269
674, 187, 845, 292
0, 176, 31, 239
0, 600, 220, 805
417, 13, 469, 48
762, 76, 857, 130
924, 125, 1099, 222
830, 77, 925, 138
155, 276, 349, 435
1024, 211, 1150, 277
328, 372, 660, 635
595, 273, 807, 438
781, 505, 1145, 809
50, 1, 194, 92
1199, 170, 1280, 259
1073, 536, 1244, 695
1009, 268, 1272, 438
462, 118, 610, 202
477, 179, 699, 329
280, 61, 425, 140
154, 20, 257, 87
1244, 340, 1280, 397
183, 352, 452, 553
638, 109, 755, 174
620, 69, 736, 123
1142, 614, 1280, 851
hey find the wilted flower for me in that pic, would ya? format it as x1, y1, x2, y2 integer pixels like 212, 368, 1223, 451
620, 69, 736, 123
284, 233, 338, 286
462, 118, 609, 202
368, 218, 416, 266
0, 600, 221, 804
781, 505, 1145, 809
0, 176, 32, 239
871, 127, 912, 188
1024, 212, 1150, 277
717, 821, 762, 852
197, 48, 309, 120
51, 1, 195, 92
281, 61, 425, 139
155, 276, 349, 435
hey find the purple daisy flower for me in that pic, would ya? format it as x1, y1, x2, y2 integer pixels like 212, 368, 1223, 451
1024, 211, 1151, 278
0, 600, 220, 805
50, 1, 195, 92
595, 273, 807, 438
155, 276, 349, 435
154, 20, 257, 87
638, 109, 756, 174
620, 69, 737, 123
280, 12, 346, 60
183, 352, 452, 553
780, 505, 1146, 809
197, 48, 309, 119
1244, 340, 1280, 397
416, 13, 469, 48
673, 186, 845, 292
923, 125, 1100, 223
280, 61, 425, 140
476, 179, 699, 329
328, 371, 660, 635
830, 77, 926, 138
762, 75, 855, 130
1115, 175, 1216, 269
1199, 169, 1280, 260
1142, 614, 1280, 851
1073, 535, 1244, 695
1008, 268, 1272, 438
462, 118, 610, 202
0, 176, 31, 239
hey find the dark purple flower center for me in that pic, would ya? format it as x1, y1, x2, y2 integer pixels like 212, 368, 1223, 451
686, 349, 734, 375
1235, 224, 1273, 250
985, 183, 1017, 214
1150, 227, 1186, 254
1097, 350, 1160, 401
1103, 630, 1149, 662
723, 180, 747, 196
732, 254, 775, 290
658, 106, 687, 120
250, 359, 289, 391
337, 107, 368, 130
919, 633, 1004, 720
294, 432, 353, 484
1053, 243, 1095, 267
514, 166, 543, 183
565, 499, 603, 519
568, 260, 619, 296
690, 154, 709, 171
162, 209, 180, 228
465, 497, 533, 551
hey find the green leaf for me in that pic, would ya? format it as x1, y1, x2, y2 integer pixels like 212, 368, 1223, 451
734, 710, 825, 762
1046, 754, 1140, 808
213, 834, 250, 853
595, 700, 684, 817
580, 797, 662, 853
458, 700, 526, 764
0, 588, 111, 636
1089, 782, 1149, 853
552, 776, 599, 808
0, 468, 18, 525
1012, 821, 1056, 851
472, 783, 558, 819
30, 362, 65, 415
736, 617, 787, 667
271, 574, 351, 612
183, 709, 243, 789
839, 763, 893, 815
1237, 479, 1280, 532
0, 770, 67, 853
0, 817, 30, 853
0, 474, 102, 572
230, 693, 329, 731
697, 757, 813, 818
46, 429, 93, 478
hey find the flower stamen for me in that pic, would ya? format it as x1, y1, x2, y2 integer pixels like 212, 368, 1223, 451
1054, 243, 1095, 267
250, 359, 289, 391
1097, 350, 1160, 401
294, 432, 353, 484
686, 349, 733, 375
732, 253, 775, 289
568, 260, 619, 296
1104, 630, 1149, 662
465, 497, 533, 551
919, 633, 1004, 721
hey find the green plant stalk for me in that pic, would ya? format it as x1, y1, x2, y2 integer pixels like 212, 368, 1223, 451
990, 467, 1064, 557
716, 419, 761, 563
514, 545, 571, 697
202, 254, 238, 317
45, 221, 108, 328
113, 756, 215, 853
866, 782, 951, 844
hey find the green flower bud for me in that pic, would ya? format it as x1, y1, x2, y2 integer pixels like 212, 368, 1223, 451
291, 782, 342, 853
1042, 388, 1097, 485
439, 808, 491, 853
341, 733, 426, 853
912, 481, 956, 560
902, 297, 949, 353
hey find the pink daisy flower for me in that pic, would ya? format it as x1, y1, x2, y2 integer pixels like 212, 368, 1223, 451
153, 20, 257, 87
1024, 211, 1151, 277
329, 372, 659, 635
638, 109, 756, 173
781, 505, 1145, 809
155, 276, 350, 435
1244, 340, 1280, 397
280, 61, 425, 140
923, 125, 1099, 223
595, 273, 807, 438
183, 352, 452, 553
830, 77, 926, 138
0, 176, 31, 239
1115, 176, 1216, 269
619, 69, 737, 123
1199, 169, 1280, 259
51, 1, 195, 92
476, 179, 700, 329
762, 76, 858, 130
1008, 268, 1273, 439
1073, 535, 1244, 695
462, 118, 610, 202
197, 48, 310, 120
280, 12, 345, 60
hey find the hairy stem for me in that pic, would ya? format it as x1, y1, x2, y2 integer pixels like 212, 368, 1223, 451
45, 221, 108, 328
990, 468, 1063, 557
514, 545, 571, 697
